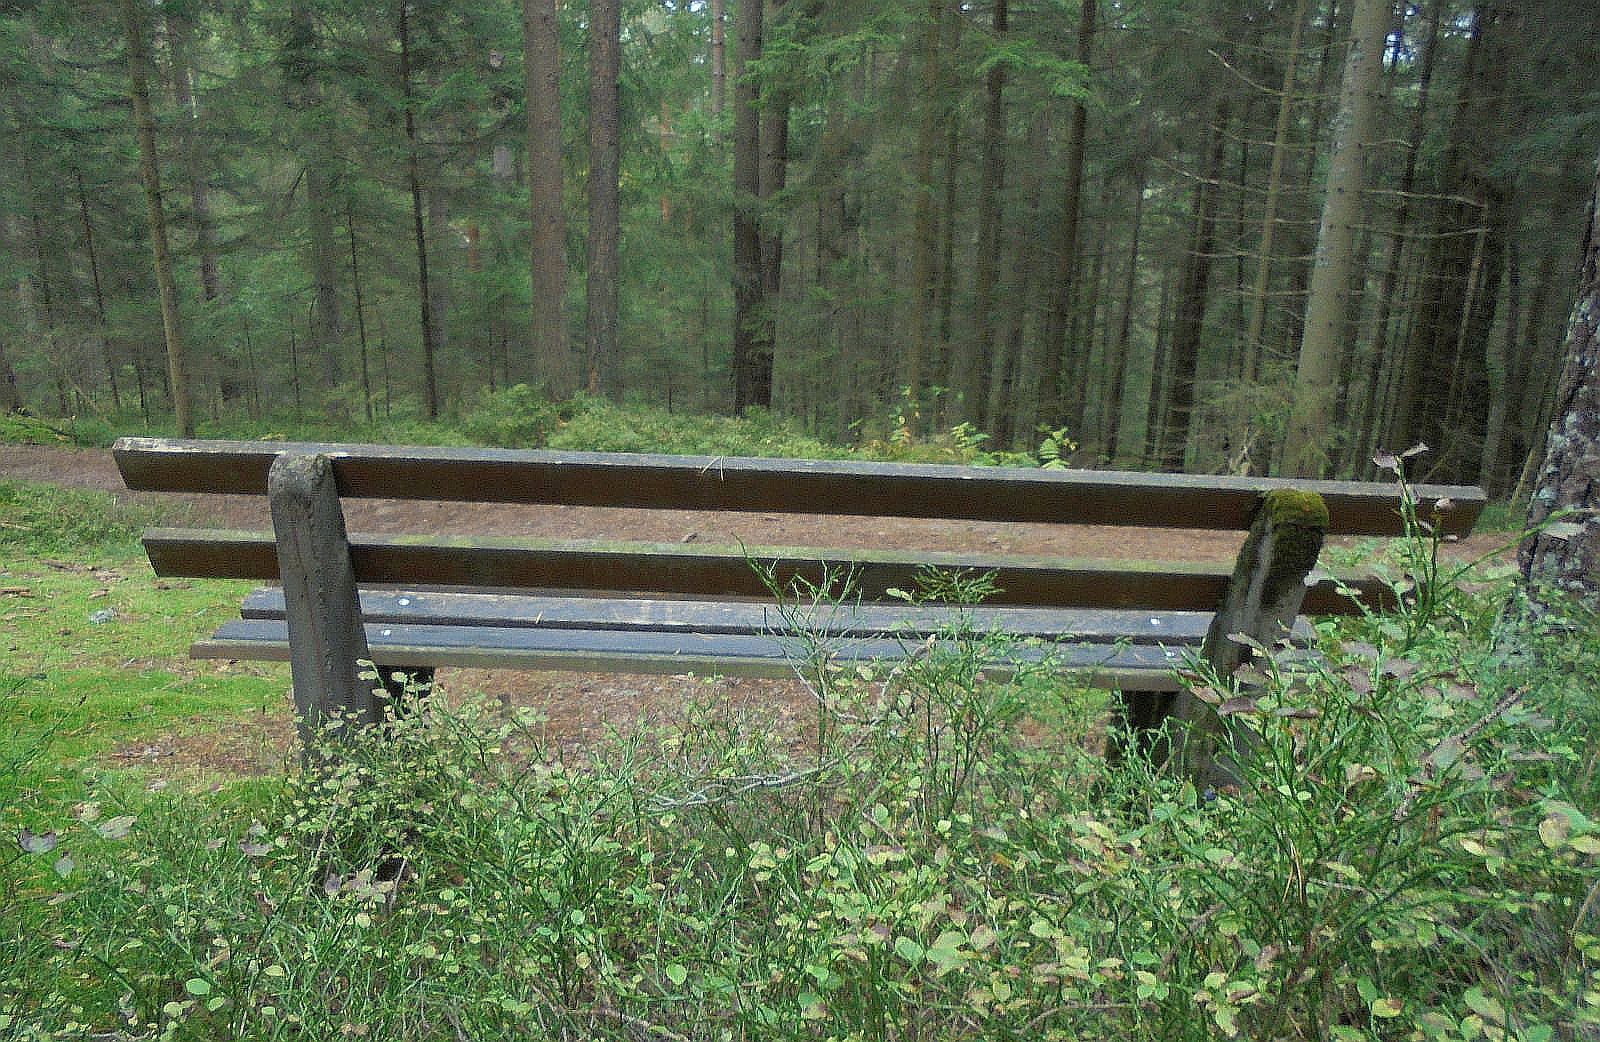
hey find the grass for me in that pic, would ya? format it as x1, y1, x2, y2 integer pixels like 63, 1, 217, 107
1, 480, 286, 812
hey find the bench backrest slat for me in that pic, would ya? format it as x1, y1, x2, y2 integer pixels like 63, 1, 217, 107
114, 437, 1485, 536
143, 528, 1388, 615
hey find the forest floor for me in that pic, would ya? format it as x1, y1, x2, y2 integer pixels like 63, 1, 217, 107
1, 443, 1514, 776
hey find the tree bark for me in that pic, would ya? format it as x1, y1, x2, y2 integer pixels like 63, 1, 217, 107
1518, 150, 1600, 618
122, 0, 194, 436
1103, 164, 1146, 464
963, 0, 1008, 427
1157, 95, 1231, 472
1282, 0, 1389, 477
398, 1, 439, 419
587, 0, 622, 397
525, 0, 572, 393
347, 206, 374, 423
77, 172, 121, 412
710, 0, 727, 120
1242, 0, 1310, 384
1041, 0, 1097, 432
286, 0, 344, 388
1357, 0, 1443, 464
732, 0, 767, 413
165, 5, 221, 304
904, 0, 947, 412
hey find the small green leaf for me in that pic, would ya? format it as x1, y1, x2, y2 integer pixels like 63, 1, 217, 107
665, 963, 688, 987
1371, 997, 1403, 1018
1463, 987, 1505, 1024
894, 936, 924, 965
184, 978, 211, 997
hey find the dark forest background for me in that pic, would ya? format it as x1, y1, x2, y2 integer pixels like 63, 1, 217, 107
1, 0, 1595, 489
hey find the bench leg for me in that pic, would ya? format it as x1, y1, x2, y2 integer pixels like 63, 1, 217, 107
269, 453, 383, 756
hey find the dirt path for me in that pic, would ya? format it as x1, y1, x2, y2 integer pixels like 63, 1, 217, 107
2, 443, 1508, 775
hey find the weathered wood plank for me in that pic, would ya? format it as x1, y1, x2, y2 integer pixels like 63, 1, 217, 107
240, 587, 1308, 642
144, 528, 1391, 613
114, 437, 1485, 535
267, 454, 383, 748
195, 619, 1196, 690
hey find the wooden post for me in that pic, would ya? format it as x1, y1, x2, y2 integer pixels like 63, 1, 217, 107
1170, 489, 1329, 787
269, 453, 383, 752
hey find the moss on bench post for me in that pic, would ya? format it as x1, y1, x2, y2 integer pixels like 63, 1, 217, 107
1170, 489, 1329, 788
270, 453, 385, 755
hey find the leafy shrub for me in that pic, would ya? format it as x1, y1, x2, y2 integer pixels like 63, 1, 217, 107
458, 384, 567, 448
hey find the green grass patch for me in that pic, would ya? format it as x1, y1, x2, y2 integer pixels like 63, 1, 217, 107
1, 554, 283, 793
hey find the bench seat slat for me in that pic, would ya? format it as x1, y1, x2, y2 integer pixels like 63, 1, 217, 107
147, 529, 1388, 614
197, 619, 1199, 690
113, 437, 1485, 536
239, 587, 1316, 643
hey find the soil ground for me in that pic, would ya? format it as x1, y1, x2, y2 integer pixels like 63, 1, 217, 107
2, 443, 1507, 776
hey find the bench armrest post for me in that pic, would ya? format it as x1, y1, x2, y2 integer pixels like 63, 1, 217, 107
1170, 489, 1329, 787
270, 453, 383, 756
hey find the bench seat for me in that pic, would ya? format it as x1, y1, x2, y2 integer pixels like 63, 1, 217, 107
199, 587, 1317, 688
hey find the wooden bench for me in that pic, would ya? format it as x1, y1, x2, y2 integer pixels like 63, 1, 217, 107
113, 437, 1484, 772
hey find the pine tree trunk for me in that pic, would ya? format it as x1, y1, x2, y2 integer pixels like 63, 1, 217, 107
1283, 0, 1389, 477
587, 0, 622, 397
347, 207, 374, 424
1041, 0, 1097, 430
1389, 3, 1517, 478
1103, 164, 1145, 463
1143, 274, 1174, 466
1518, 149, 1600, 617
1357, 0, 1443, 464
76, 172, 121, 411
398, 3, 439, 419
286, 0, 343, 389
122, 0, 193, 436
962, 0, 1008, 427
165, 6, 221, 304
525, 0, 571, 393
905, 0, 946, 411
1157, 96, 1231, 472
732, 0, 767, 413
710, 0, 727, 120
1243, 0, 1311, 384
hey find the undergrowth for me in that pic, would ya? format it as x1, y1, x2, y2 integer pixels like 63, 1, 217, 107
5, 538, 1598, 1040
4, 385, 1057, 468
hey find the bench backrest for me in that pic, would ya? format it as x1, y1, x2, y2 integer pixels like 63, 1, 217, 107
115, 438, 1483, 534
113, 437, 1486, 616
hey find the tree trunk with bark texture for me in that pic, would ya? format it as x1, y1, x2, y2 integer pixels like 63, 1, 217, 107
1283, 0, 1389, 477
732, 0, 767, 413
1357, 0, 1443, 466
1518, 151, 1600, 618
1243, 0, 1310, 384
525, 0, 572, 392
1103, 164, 1145, 463
962, 0, 1007, 426
122, 0, 193, 436
587, 0, 622, 397
166, 6, 221, 304
1157, 96, 1231, 472
398, 3, 439, 419
1041, 0, 1097, 432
